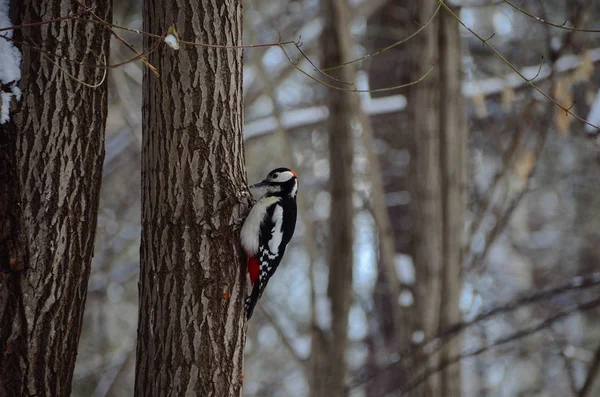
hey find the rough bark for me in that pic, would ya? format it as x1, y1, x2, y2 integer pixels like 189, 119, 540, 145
134, 0, 247, 396
409, 3, 465, 396
0, 0, 111, 395
319, 0, 356, 395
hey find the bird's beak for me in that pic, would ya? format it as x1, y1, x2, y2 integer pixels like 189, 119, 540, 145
249, 180, 269, 189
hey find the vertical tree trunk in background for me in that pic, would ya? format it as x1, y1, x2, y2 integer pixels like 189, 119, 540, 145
438, 9, 465, 397
319, 0, 356, 395
410, 4, 465, 397
135, 0, 247, 396
365, 2, 418, 394
411, 3, 443, 392
0, 1, 111, 395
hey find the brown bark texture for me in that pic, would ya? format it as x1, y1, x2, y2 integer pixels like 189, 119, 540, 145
0, 0, 111, 396
317, 0, 356, 395
409, 3, 465, 397
135, 0, 247, 396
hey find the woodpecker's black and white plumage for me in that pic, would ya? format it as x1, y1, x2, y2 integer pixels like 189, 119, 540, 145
241, 167, 298, 320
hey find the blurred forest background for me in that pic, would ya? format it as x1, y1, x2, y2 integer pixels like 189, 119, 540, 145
72, 0, 600, 396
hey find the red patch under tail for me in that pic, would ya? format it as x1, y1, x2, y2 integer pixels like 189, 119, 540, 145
247, 256, 260, 285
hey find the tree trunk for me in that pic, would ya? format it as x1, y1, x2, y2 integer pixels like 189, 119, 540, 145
0, 1, 111, 395
410, 3, 465, 396
135, 0, 247, 396
364, 2, 419, 394
438, 8, 465, 397
319, 0, 356, 395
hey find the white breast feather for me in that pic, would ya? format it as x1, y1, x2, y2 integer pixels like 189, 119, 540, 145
241, 196, 280, 254
268, 205, 284, 255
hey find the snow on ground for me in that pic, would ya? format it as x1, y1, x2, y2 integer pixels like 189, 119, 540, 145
0, 0, 22, 124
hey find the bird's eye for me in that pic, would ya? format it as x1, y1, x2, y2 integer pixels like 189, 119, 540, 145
272, 173, 279, 179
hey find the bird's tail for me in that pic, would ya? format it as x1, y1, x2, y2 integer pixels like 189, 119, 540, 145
245, 282, 261, 320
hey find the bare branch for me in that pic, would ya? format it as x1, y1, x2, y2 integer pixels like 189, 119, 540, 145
465, 101, 534, 249
74, 0, 160, 76
579, 343, 600, 397
466, 0, 594, 268
391, 297, 600, 397
549, 328, 579, 396
257, 305, 308, 366
0, 5, 93, 33
345, 272, 600, 391
279, 41, 436, 92
40, 51, 107, 88
321, 4, 441, 72
3, 33, 164, 71
438, 0, 600, 133
502, 0, 599, 33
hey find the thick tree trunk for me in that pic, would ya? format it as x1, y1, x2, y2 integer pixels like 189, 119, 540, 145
410, 4, 464, 397
135, 0, 247, 396
0, 1, 111, 395
318, 0, 356, 395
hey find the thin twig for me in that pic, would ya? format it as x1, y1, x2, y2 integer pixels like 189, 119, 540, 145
0, 6, 93, 33
257, 305, 308, 365
465, 101, 535, 249
5, 12, 298, 51
3, 4, 430, 93
503, 0, 600, 33
390, 297, 600, 397
279, 43, 435, 92
579, 343, 600, 397
468, 111, 551, 271
41, 52, 108, 88
549, 328, 579, 397
438, 0, 600, 132
3, 34, 163, 70
345, 272, 600, 391
294, 40, 354, 86
74, 0, 160, 76
322, 4, 441, 72
466, 0, 593, 269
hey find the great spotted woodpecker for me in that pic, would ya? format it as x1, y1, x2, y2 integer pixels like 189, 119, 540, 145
241, 167, 298, 319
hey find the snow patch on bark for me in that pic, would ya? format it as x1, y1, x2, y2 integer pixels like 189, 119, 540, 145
0, 0, 22, 124
164, 34, 180, 50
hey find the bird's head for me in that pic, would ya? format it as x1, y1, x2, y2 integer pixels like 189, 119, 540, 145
250, 167, 298, 198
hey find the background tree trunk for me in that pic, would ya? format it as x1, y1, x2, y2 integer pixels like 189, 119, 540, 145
134, 0, 247, 396
316, 0, 356, 395
437, 9, 465, 397
409, 3, 465, 396
0, 0, 111, 395
365, 2, 418, 394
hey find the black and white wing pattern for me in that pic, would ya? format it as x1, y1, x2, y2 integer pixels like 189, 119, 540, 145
245, 200, 296, 319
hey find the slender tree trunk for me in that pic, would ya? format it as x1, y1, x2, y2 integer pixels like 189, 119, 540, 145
0, 1, 111, 395
410, 2, 443, 393
438, 9, 465, 397
365, 2, 418, 394
134, 0, 247, 396
410, 3, 465, 396
319, 0, 356, 395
